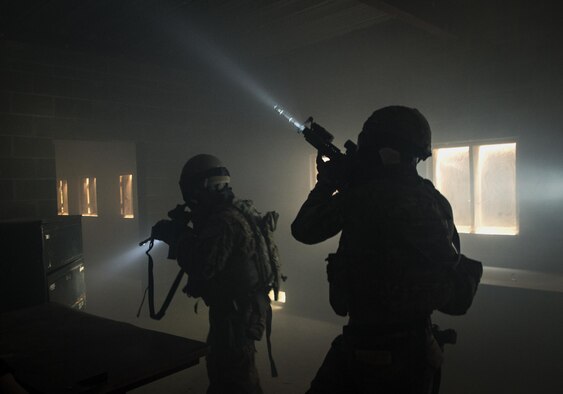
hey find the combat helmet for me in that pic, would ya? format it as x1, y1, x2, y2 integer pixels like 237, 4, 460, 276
179, 154, 231, 203
358, 105, 432, 161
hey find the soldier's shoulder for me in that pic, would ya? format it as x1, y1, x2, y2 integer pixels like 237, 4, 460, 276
211, 203, 243, 222
418, 177, 454, 215
210, 201, 254, 231
198, 206, 249, 242
421, 177, 435, 187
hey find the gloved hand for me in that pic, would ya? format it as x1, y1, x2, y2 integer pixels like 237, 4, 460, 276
151, 219, 185, 246
316, 153, 347, 193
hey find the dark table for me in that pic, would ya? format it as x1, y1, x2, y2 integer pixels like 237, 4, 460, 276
0, 303, 207, 393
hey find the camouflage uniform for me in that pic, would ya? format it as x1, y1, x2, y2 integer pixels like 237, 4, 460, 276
178, 201, 264, 394
292, 164, 457, 394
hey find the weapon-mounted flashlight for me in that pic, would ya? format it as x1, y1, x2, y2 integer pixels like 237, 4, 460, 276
274, 105, 305, 131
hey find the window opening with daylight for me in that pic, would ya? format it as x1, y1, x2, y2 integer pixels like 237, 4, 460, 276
268, 290, 286, 305
57, 179, 69, 215
433, 142, 518, 235
119, 174, 134, 219
80, 177, 98, 217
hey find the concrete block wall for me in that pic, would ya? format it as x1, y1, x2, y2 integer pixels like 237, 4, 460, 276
0, 98, 57, 219
136, 141, 191, 235
0, 39, 223, 225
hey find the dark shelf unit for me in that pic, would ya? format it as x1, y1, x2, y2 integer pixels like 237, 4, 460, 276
0, 215, 86, 313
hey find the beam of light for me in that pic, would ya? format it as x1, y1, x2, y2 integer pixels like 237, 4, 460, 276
161, 15, 278, 111
155, 12, 309, 134
105, 240, 166, 275
273, 105, 305, 131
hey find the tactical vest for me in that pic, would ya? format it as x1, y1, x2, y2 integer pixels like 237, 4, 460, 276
333, 174, 457, 325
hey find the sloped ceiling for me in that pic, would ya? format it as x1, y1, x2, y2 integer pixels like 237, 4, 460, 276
1, 0, 562, 64
0, 0, 390, 61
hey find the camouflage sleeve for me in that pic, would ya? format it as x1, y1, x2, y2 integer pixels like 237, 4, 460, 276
291, 183, 344, 244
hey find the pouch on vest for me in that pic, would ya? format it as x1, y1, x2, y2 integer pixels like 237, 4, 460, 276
437, 253, 483, 316
394, 189, 484, 317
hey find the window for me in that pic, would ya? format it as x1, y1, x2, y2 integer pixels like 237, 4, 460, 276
474, 143, 518, 235
80, 177, 98, 217
57, 179, 69, 216
119, 174, 134, 219
433, 142, 518, 235
434, 147, 472, 233
268, 289, 286, 311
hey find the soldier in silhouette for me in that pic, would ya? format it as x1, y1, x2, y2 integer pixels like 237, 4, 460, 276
292, 106, 458, 393
153, 154, 266, 394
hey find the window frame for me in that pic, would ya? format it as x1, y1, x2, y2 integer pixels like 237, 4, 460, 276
428, 138, 519, 236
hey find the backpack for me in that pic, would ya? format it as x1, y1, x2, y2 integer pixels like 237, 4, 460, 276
233, 199, 285, 377
232, 200, 285, 300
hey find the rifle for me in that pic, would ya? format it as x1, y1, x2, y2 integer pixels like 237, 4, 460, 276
274, 106, 358, 190
137, 204, 191, 320
274, 105, 357, 161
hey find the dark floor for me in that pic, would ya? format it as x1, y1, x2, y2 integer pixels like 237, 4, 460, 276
84, 269, 342, 394
83, 263, 563, 394
131, 308, 341, 394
